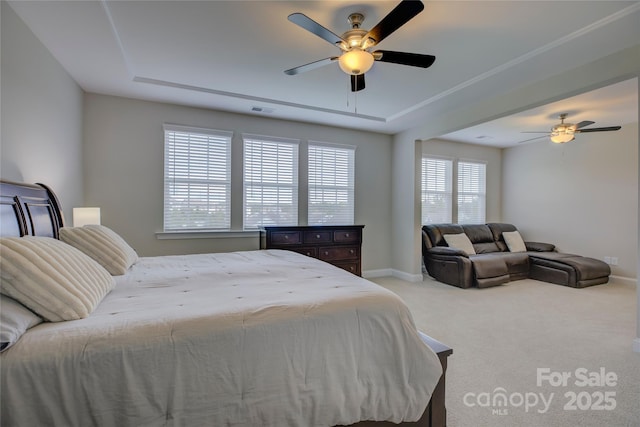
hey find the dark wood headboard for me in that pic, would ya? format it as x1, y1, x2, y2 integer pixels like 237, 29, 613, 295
0, 179, 65, 238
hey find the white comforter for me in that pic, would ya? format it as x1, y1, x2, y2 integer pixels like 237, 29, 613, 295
1, 250, 442, 427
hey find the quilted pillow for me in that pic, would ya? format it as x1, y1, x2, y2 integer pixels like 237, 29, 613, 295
503, 230, 527, 253
0, 236, 115, 322
59, 225, 138, 275
0, 295, 42, 352
443, 233, 476, 255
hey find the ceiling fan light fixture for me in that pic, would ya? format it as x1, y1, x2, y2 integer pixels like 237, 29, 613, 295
550, 125, 575, 143
338, 49, 374, 75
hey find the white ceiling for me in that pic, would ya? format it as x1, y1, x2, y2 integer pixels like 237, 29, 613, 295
8, 0, 640, 142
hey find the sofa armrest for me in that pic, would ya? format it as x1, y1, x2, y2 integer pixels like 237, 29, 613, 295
427, 246, 470, 258
525, 241, 556, 252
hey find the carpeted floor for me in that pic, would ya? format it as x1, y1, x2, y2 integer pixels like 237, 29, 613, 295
371, 276, 640, 427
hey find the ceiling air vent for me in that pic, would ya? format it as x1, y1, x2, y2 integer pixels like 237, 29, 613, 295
251, 106, 275, 114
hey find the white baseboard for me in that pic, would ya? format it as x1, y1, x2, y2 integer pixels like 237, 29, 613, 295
362, 268, 423, 282
391, 269, 424, 283
609, 275, 637, 288
362, 269, 393, 279
633, 338, 640, 353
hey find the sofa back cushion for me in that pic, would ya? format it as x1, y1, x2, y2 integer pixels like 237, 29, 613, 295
487, 223, 519, 252
423, 224, 464, 247
461, 224, 501, 254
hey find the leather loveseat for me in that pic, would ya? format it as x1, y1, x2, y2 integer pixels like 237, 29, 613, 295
422, 223, 610, 289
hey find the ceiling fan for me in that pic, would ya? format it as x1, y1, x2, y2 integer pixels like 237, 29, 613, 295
519, 113, 622, 144
284, 0, 435, 92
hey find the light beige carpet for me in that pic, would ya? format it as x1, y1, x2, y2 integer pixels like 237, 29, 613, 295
371, 276, 640, 427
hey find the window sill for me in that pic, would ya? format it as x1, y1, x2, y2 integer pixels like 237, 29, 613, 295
156, 230, 260, 240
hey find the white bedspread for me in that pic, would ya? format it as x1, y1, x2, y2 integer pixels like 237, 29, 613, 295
1, 250, 442, 427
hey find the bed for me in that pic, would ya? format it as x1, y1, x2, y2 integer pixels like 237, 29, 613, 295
0, 179, 452, 427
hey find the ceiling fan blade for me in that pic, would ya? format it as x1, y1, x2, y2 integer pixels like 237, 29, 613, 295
575, 120, 595, 129
364, 0, 424, 47
373, 50, 435, 68
351, 74, 365, 92
284, 57, 338, 75
288, 13, 345, 46
576, 126, 622, 133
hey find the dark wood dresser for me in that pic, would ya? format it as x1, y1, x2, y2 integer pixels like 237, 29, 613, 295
260, 225, 364, 276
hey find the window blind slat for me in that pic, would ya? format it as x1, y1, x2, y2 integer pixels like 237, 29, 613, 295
163, 127, 232, 230
308, 143, 355, 225
421, 157, 453, 224
243, 136, 299, 228
457, 161, 486, 224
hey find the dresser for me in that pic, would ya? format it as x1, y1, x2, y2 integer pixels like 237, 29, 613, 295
260, 225, 364, 276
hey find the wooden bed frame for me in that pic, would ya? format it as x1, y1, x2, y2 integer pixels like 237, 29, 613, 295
0, 179, 452, 427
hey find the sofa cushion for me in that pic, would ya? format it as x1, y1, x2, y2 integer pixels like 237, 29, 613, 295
443, 233, 476, 255
461, 224, 501, 254
469, 255, 508, 278
487, 223, 518, 251
424, 224, 464, 247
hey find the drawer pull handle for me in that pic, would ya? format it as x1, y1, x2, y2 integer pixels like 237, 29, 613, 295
345, 233, 350, 237
284, 235, 289, 239
316, 234, 320, 239
306, 252, 311, 256
324, 251, 329, 256
350, 266, 354, 271
350, 249, 354, 254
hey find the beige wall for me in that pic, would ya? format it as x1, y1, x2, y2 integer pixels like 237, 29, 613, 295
503, 122, 638, 279
82, 93, 393, 273
0, 2, 84, 222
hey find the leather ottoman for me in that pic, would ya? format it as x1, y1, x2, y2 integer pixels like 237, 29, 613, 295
528, 252, 611, 288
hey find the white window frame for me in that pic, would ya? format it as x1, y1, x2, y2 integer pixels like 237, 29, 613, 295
242, 134, 299, 229
457, 160, 486, 224
421, 156, 487, 225
307, 141, 356, 226
163, 124, 233, 231
421, 156, 453, 224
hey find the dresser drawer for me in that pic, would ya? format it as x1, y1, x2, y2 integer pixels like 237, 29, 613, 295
289, 247, 318, 258
303, 231, 332, 244
333, 229, 360, 244
318, 246, 360, 261
269, 231, 302, 245
332, 261, 361, 276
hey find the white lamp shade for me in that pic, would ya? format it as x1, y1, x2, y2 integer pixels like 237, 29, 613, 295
73, 207, 101, 227
549, 123, 575, 144
338, 49, 374, 75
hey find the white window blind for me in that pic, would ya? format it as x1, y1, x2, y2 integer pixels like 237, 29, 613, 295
243, 134, 299, 228
421, 157, 453, 224
457, 161, 486, 224
163, 125, 233, 231
308, 143, 355, 225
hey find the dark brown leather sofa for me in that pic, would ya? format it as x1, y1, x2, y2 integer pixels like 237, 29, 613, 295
422, 223, 611, 289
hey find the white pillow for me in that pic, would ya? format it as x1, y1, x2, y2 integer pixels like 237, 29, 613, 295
0, 236, 115, 322
60, 225, 138, 275
0, 295, 42, 352
443, 233, 476, 255
503, 230, 527, 253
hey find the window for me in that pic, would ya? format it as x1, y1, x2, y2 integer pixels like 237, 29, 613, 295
457, 161, 486, 224
163, 124, 233, 231
308, 142, 355, 225
243, 134, 299, 228
421, 157, 453, 224
421, 157, 486, 224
